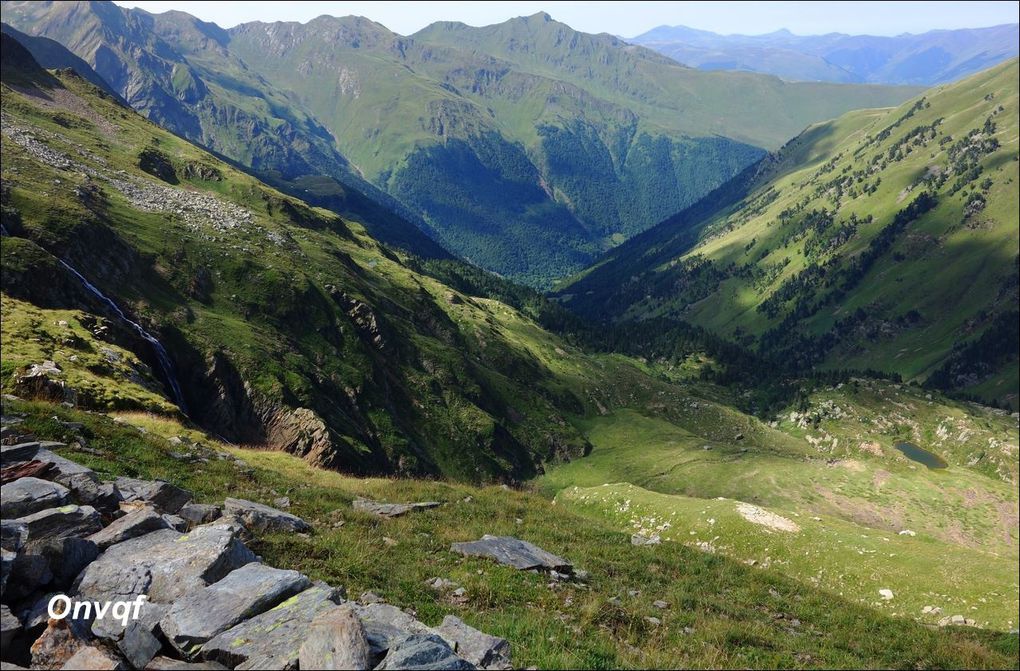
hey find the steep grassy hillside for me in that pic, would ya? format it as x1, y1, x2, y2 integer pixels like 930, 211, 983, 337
0, 42, 609, 482
5, 398, 1017, 669
562, 59, 1019, 408
1, 3, 449, 259
223, 12, 918, 285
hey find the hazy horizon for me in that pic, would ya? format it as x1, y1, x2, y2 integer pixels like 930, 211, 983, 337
111, 1, 1020, 38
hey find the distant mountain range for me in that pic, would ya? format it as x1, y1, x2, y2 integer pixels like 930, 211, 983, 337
630, 23, 1019, 85
2, 3, 921, 286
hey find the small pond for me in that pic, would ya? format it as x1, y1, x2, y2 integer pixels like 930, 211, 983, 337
894, 442, 948, 469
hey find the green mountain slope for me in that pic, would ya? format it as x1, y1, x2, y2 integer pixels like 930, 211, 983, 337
223, 12, 919, 286
1, 1, 450, 260
560, 59, 1020, 408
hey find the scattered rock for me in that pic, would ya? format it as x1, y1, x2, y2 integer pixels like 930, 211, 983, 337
161, 563, 311, 655
202, 583, 344, 669
114, 477, 193, 514
652, 600, 668, 609
272, 497, 290, 510
898, 529, 916, 536
353, 498, 440, 519
450, 536, 572, 573
922, 605, 943, 615
162, 514, 189, 532
1, 477, 71, 517
298, 605, 371, 671
353, 602, 431, 662
223, 498, 310, 534
644, 616, 661, 627
879, 589, 894, 601
425, 577, 459, 592
434, 615, 511, 670
375, 633, 474, 670
631, 534, 661, 546
86, 507, 171, 550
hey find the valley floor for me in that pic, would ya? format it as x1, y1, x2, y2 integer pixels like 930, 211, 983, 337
3, 397, 1017, 669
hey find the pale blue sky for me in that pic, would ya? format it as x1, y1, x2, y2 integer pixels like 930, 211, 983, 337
112, 1, 1019, 37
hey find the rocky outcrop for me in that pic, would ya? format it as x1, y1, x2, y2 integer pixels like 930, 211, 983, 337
0, 430, 508, 670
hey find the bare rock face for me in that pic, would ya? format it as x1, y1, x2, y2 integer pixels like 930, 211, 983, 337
222, 498, 310, 534
161, 563, 311, 656
450, 535, 572, 573
201, 583, 344, 670
298, 605, 372, 670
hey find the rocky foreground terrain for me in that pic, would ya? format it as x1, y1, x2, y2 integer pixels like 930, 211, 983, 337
0, 411, 583, 670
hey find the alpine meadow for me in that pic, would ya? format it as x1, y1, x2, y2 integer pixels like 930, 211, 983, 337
0, 2, 1017, 671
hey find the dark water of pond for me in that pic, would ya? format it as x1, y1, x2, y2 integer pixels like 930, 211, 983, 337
894, 442, 948, 469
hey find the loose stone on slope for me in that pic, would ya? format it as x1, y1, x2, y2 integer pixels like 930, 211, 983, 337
353, 498, 441, 519
223, 497, 311, 534
450, 535, 572, 574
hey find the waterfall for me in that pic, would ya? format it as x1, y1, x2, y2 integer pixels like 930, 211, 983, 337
58, 260, 188, 413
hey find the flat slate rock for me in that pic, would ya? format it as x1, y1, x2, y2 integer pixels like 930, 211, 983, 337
40, 536, 100, 588
1, 460, 54, 485
353, 498, 441, 519
298, 605, 371, 671
15, 505, 102, 549
75, 523, 256, 639
434, 615, 511, 670
162, 563, 311, 656
450, 535, 572, 573
2, 477, 72, 518
87, 507, 171, 550
115, 477, 193, 514
376, 633, 474, 670
202, 583, 343, 670
223, 498, 310, 534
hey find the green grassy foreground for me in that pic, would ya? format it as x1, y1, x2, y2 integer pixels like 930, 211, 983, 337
4, 398, 1018, 669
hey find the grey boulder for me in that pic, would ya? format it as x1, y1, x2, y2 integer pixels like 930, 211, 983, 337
202, 583, 343, 670
1, 477, 71, 518
434, 615, 511, 670
223, 498, 310, 534
161, 563, 311, 656
115, 477, 192, 514
298, 604, 371, 670
376, 633, 474, 670
450, 535, 572, 573
352, 498, 440, 519
87, 507, 171, 550
352, 602, 431, 663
